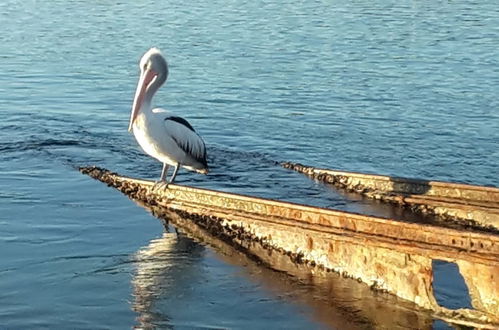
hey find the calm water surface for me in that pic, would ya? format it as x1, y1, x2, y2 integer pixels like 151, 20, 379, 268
1, 0, 498, 329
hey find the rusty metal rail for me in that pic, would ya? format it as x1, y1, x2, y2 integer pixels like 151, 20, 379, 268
142, 206, 436, 329
283, 162, 499, 231
80, 166, 499, 327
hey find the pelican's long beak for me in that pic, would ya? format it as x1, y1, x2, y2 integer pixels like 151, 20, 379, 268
129, 68, 157, 132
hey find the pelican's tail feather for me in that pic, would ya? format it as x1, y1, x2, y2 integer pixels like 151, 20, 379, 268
196, 168, 209, 175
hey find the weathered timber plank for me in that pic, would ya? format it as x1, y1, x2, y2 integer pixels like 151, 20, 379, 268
282, 162, 499, 230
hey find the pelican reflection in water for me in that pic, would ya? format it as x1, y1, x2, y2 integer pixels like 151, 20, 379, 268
130, 222, 433, 329
131, 229, 204, 328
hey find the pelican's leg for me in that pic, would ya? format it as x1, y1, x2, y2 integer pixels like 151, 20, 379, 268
160, 163, 169, 182
154, 163, 169, 190
169, 164, 180, 184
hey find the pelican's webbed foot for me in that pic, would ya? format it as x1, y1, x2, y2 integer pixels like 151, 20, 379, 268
153, 181, 169, 191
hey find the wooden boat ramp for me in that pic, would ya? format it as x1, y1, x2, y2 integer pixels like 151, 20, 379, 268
79, 165, 499, 328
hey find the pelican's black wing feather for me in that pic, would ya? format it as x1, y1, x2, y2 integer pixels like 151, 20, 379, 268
165, 116, 195, 132
164, 116, 208, 168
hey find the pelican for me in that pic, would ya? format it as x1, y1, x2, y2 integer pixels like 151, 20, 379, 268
129, 48, 208, 185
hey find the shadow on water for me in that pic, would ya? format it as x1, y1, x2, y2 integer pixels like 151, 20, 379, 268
323, 183, 434, 224
129, 200, 436, 330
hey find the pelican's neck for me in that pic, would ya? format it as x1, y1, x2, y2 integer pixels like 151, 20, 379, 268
141, 76, 163, 115
140, 91, 154, 115
135, 97, 153, 131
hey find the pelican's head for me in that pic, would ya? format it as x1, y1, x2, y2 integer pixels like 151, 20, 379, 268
129, 48, 169, 132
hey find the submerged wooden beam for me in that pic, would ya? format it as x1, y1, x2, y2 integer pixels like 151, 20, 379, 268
80, 166, 499, 327
282, 162, 499, 231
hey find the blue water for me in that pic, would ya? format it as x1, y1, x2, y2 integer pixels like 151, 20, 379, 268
1, 0, 498, 328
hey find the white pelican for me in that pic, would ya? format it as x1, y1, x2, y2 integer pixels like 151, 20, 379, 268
128, 48, 208, 185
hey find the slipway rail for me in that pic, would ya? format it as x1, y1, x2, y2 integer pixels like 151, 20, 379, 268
283, 162, 499, 231
80, 166, 499, 327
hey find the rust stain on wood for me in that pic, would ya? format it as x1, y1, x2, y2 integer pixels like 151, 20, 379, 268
80, 166, 499, 328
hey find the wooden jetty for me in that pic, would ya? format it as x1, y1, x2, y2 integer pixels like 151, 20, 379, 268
80, 166, 499, 328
